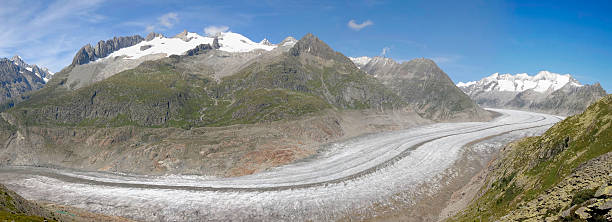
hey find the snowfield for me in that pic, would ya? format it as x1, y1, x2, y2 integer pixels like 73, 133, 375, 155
0, 109, 561, 221
102, 32, 277, 61
457, 71, 582, 93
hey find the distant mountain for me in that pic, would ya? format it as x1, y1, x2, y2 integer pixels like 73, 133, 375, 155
0, 56, 53, 104
9, 55, 54, 82
350, 56, 492, 121
457, 71, 607, 115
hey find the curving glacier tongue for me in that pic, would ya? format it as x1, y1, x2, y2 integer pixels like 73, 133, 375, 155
0, 109, 561, 221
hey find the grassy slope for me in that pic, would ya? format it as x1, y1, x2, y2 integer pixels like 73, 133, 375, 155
8, 56, 332, 129
7, 35, 403, 129
0, 184, 56, 222
450, 95, 612, 221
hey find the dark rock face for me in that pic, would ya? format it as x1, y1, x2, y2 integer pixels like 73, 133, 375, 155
145, 32, 165, 41
212, 37, 220, 49
185, 41, 220, 56
71, 35, 144, 66
140, 45, 153, 51
0, 58, 46, 104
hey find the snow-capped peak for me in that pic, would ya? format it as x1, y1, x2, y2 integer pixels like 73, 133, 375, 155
457, 71, 582, 93
8, 55, 54, 82
279, 36, 297, 47
259, 38, 273, 46
349, 56, 372, 67
104, 31, 279, 61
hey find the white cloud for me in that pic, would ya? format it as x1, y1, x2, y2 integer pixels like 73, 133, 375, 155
158, 12, 178, 28
380, 47, 390, 57
144, 12, 179, 32
145, 25, 155, 33
348, 19, 373, 31
431, 55, 462, 64
204, 25, 230, 36
0, 0, 107, 72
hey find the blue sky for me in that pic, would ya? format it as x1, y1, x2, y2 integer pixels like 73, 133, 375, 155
1, 0, 611, 91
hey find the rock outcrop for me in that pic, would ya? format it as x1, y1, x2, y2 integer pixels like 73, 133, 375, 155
70, 35, 145, 66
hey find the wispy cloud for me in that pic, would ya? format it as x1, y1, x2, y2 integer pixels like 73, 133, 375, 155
145, 12, 180, 32
0, 0, 107, 71
380, 47, 390, 57
348, 19, 373, 31
431, 55, 462, 64
204, 25, 230, 36
159, 12, 178, 28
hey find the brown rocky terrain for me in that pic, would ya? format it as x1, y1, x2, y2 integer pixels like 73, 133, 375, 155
0, 108, 427, 177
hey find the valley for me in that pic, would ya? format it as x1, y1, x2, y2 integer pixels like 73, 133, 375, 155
0, 109, 560, 221
1, 2, 610, 220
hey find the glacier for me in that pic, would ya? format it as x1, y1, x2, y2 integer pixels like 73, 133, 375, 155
0, 109, 561, 221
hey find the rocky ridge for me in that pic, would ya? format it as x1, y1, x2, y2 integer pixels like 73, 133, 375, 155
71, 35, 145, 66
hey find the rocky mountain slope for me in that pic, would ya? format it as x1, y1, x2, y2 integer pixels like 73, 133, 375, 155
449, 95, 612, 221
457, 71, 607, 115
0, 31, 437, 176
0, 183, 56, 221
350, 56, 492, 121
0, 56, 53, 106
1, 183, 133, 221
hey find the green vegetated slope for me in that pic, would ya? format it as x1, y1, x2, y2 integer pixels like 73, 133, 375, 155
7, 34, 402, 129
450, 94, 612, 221
0, 184, 56, 222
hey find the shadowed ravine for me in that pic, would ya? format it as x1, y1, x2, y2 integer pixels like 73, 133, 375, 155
0, 109, 561, 221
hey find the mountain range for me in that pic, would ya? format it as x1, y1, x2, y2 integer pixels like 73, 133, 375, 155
457, 71, 607, 115
0, 30, 607, 178
0, 30, 487, 176
0, 56, 53, 106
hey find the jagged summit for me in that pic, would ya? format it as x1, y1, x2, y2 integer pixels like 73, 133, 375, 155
259, 38, 273, 46
71, 35, 145, 66
6, 55, 53, 82
145, 32, 165, 41
290, 33, 350, 62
